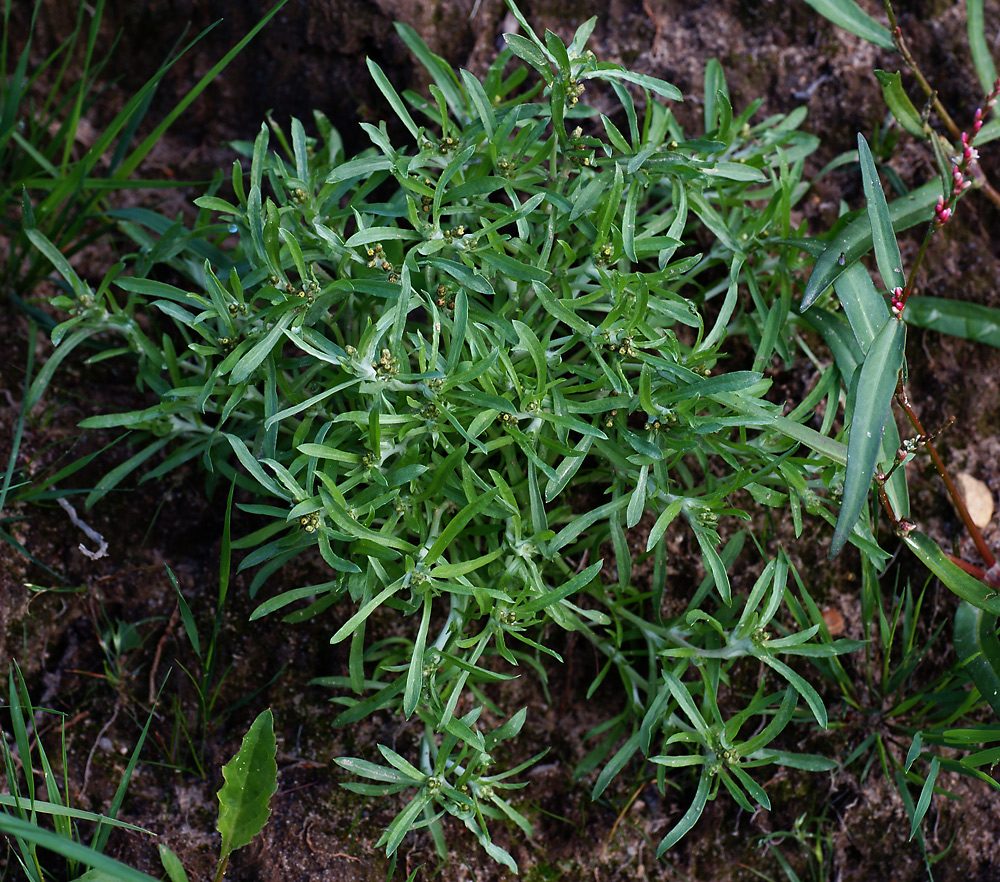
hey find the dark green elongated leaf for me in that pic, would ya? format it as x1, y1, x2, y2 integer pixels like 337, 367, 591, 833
760, 655, 828, 728
902, 531, 1000, 615
968, 0, 999, 94
520, 561, 603, 615
395, 22, 465, 117
230, 313, 294, 386
954, 601, 1000, 719
367, 59, 421, 141
403, 596, 432, 719
903, 296, 1000, 347
833, 261, 889, 352
858, 134, 905, 293
874, 71, 926, 138
503, 34, 552, 82
423, 489, 498, 566
26, 229, 92, 300
909, 756, 939, 840
800, 178, 938, 310
829, 316, 904, 559
800, 0, 894, 49
217, 709, 277, 859
656, 766, 712, 855
579, 67, 682, 101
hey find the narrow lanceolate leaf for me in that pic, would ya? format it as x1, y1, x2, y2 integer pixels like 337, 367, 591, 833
954, 601, 1000, 719
857, 134, 905, 293
909, 756, 939, 840
902, 531, 1000, 615
656, 766, 712, 855
874, 71, 926, 139
800, 178, 938, 311
217, 709, 277, 859
829, 316, 905, 559
968, 0, 999, 94
800, 0, 895, 49
903, 296, 1000, 348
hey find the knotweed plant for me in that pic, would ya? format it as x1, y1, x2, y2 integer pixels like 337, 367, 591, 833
796, 0, 1000, 860
30, 0, 981, 870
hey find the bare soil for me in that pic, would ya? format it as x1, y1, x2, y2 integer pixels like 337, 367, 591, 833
3, 1, 1000, 880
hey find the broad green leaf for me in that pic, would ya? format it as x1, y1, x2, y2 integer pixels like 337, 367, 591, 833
857, 133, 905, 293
503, 34, 552, 82
954, 601, 1000, 719
800, 0, 895, 49
903, 296, 1000, 347
217, 709, 278, 859
829, 316, 904, 559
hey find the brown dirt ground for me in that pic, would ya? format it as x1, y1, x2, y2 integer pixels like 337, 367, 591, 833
3, 1, 1000, 880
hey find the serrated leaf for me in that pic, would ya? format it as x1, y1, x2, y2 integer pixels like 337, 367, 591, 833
217, 709, 277, 859
857, 134, 905, 293
954, 601, 1000, 719
829, 316, 905, 558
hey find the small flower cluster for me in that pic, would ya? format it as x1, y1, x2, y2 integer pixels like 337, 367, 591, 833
934, 77, 999, 228
890, 286, 904, 317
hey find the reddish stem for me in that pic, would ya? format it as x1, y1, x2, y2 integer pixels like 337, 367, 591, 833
895, 386, 997, 568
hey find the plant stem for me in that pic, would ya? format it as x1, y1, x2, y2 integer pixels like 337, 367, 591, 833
894, 384, 997, 568
883, 0, 1000, 209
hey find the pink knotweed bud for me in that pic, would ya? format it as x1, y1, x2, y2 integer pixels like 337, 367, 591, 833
934, 197, 952, 226
890, 286, 905, 317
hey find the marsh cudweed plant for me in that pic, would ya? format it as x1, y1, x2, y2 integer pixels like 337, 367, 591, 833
39, 0, 980, 870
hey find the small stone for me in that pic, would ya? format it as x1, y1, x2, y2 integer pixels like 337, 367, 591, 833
955, 473, 994, 528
